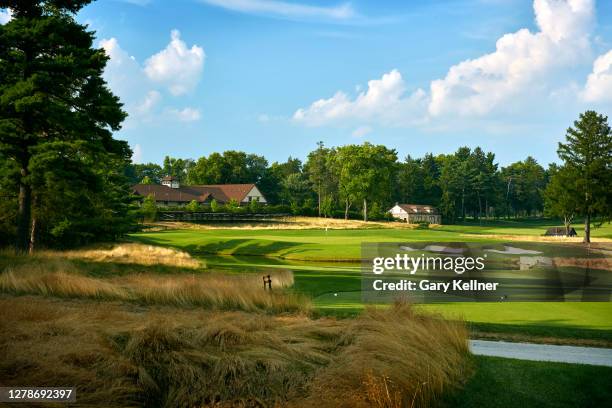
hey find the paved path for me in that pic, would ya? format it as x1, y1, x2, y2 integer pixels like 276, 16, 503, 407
469, 340, 612, 367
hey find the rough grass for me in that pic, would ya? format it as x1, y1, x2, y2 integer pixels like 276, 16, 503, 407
302, 305, 469, 408
0, 261, 307, 314
49, 243, 203, 268
0, 297, 469, 408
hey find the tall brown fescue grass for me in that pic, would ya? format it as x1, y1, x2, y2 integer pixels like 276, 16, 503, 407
301, 304, 469, 408
0, 263, 307, 313
51, 243, 203, 268
0, 297, 468, 407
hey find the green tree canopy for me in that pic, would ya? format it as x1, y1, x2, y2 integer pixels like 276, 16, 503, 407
0, 0, 131, 250
557, 110, 612, 242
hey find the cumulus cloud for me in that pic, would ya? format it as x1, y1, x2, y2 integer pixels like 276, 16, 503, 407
292, 0, 600, 129
144, 30, 205, 96
100, 32, 204, 125
100, 38, 143, 99
293, 70, 427, 126
136, 91, 162, 115
582, 50, 612, 102
0, 8, 12, 24
429, 0, 594, 116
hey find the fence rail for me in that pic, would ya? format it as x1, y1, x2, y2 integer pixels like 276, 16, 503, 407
158, 212, 291, 222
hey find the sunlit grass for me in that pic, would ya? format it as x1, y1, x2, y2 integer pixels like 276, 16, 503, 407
0, 297, 469, 407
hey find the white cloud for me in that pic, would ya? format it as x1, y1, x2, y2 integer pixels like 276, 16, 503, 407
100, 38, 143, 98
0, 8, 12, 24
132, 144, 143, 163
144, 30, 205, 96
136, 90, 162, 115
428, 0, 594, 116
352, 126, 372, 138
582, 50, 612, 102
293, 0, 599, 129
293, 70, 427, 126
199, 0, 355, 21
168, 107, 201, 122
100, 33, 205, 125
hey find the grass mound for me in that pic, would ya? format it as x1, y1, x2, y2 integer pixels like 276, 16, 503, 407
0, 262, 307, 313
303, 305, 469, 407
51, 243, 204, 268
0, 297, 469, 407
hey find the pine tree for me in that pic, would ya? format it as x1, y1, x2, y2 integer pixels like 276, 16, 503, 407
0, 0, 129, 251
557, 111, 612, 243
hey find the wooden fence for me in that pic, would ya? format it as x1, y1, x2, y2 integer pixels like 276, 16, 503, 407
158, 212, 291, 222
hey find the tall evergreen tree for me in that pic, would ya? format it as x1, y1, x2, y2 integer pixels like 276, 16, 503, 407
557, 111, 612, 243
0, 0, 130, 251
305, 141, 333, 217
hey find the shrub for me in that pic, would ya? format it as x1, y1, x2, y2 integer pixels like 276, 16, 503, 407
141, 194, 158, 222
185, 199, 200, 212
210, 199, 219, 213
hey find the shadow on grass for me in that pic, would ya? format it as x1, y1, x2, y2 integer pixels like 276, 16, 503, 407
468, 321, 612, 342
131, 235, 306, 258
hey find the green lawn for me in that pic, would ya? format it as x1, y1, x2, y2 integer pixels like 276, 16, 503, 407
129, 221, 612, 341
437, 218, 612, 238
445, 356, 612, 408
130, 220, 612, 261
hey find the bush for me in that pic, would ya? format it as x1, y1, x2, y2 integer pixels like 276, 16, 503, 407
141, 195, 158, 222
210, 199, 219, 213
185, 200, 200, 212
248, 199, 261, 213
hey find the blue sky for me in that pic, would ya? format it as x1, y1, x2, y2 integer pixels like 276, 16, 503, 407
12, 0, 612, 167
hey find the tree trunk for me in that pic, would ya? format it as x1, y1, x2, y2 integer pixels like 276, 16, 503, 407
29, 216, 37, 254
16, 167, 32, 253
363, 198, 368, 222
584, 213, 591, 243
344, 199, 350, 220
563, 214, 573, 237
317, 185, 321, 217
461, 187, 465, 222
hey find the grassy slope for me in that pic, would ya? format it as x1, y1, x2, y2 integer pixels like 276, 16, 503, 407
445, 356, 612, 408
130, 220, 612, 261
2, 241, 610, 406
129, 222, 612, 343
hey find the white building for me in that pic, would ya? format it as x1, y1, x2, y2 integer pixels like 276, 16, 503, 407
389, 203, 441, 224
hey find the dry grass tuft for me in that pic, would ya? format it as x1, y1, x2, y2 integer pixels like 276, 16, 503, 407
0, 265, 308, 314
300, 303, 470, 408
54, 243, 203, 268
0, 297, 469, 407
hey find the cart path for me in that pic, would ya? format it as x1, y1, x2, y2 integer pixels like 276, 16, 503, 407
469, 340, 612, 367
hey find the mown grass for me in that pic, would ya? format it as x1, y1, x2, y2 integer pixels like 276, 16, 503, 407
129, 220, 612, 261
198, 254, 612, 344
443, 355, 612, 408
0, 297, 469, 407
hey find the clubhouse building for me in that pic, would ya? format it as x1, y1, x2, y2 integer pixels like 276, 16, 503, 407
389, 203, 441, 224
132, 176, 267, 207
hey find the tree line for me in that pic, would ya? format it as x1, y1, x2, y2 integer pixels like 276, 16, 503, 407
126, 140, 566, 223
128, 111, 611, 242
